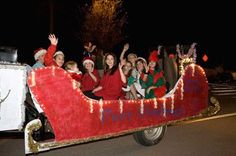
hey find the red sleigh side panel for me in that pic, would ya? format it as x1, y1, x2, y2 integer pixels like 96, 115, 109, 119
28, 64, 208, 142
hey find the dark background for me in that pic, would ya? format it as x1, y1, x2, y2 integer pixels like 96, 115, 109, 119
0, 0, 235, 70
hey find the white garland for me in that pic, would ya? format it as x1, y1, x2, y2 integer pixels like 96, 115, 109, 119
181, 79, 184, 100
72, 80, 77, 90
31, 71, 36, 87
140, 99, 144, 114
119, 99, 123, 114
163, 98, 166, 117
52, 66, 55, 76
171, 95, 174, 114
191, 64, 195, 77
89, 99, 93, 113
153, 98, 158, 109
99, 99, 103, 121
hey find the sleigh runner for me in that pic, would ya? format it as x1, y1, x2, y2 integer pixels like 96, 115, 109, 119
22, 63, 208, 154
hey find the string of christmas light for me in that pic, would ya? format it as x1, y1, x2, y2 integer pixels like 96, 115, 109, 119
89, 99, 93, 113
153, 98, 158, 109
119, 99, 123, 114
171, 95, 174, 114
163, 98, 166, 117
140, 99, 144, 114
99, 99, 104, 121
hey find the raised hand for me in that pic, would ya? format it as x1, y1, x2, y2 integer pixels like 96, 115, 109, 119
123, 43, 129, 52
119, 59, 126, 69
191, 42, 197, 49
48, 34, 58, 45
120, 43, 129, 61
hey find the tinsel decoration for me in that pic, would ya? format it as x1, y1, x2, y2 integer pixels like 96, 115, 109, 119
31, 71, 36, 87
191, 64, 195, 77
153, 98, 158, 109
181, 79, 184, 100
163, 98, 166, 117
119, 99, 123, 114
89, 99, 93, 113
99, 99, 103, 121
171, 95, 174, 114
140, 99, 144, 114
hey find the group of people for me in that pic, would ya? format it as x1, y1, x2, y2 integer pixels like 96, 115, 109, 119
28, 34, 181, 101
25, 33, 195, 140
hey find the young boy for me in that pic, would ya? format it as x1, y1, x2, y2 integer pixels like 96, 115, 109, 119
64, 60, 82, 87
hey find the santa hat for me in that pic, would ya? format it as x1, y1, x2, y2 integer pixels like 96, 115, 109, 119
53, 51, 64, 57
82, 57, 94, 66
148, 50, 159, 62
136, 57, 147, 64
34, 48, 47, 60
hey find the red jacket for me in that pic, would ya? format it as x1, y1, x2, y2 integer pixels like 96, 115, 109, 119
68, 71, 82, 82
95, 69, 124, 100
81, 70, 100, 92
44, 44, 58, 67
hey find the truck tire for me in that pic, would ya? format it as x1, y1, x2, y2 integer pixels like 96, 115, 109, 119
133, 125, 167, 146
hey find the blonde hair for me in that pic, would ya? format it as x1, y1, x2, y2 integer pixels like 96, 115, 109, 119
127, 53, 137, 59
64, 60, 77, 70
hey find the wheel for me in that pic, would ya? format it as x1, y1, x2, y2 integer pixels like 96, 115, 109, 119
133, 125, 167, 146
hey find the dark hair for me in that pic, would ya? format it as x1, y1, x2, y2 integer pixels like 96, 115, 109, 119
103, 53, 118, 75
135, 58, 146, 65
124, 60, 132, 77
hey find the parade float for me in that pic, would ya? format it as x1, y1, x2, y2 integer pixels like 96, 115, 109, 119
0, 45, 219, 155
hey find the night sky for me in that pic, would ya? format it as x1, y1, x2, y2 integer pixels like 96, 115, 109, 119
0, 0, 235, 70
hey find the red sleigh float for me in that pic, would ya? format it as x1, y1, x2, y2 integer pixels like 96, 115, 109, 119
25, 64, 209, 154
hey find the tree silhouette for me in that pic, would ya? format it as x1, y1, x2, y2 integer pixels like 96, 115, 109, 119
80, 0, 127, 51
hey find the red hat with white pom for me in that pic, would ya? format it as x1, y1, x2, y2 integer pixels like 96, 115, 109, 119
82, 57, 94, 66
34, 48, 47, 60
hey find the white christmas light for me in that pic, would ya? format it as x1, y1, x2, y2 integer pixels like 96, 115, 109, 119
119, 99, 123, 114
99, 99, 103, 121
153, 98, 157, 109
140, 99, 144, 114
163, 98, 166, 117
171, 95, 174, 114
90, 99, 93, 113
31, 71, 36, 87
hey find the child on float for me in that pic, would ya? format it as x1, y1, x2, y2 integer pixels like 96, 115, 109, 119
142, 50, 167, 99
32, 48, 47, 69
119, 43, 138, 99
131, 57, 148, 98
44, 34, 65, 67
81, 57, 100, 98
119, 43, 138, 75
64, 60, 83, 88
121, 60, 134, 99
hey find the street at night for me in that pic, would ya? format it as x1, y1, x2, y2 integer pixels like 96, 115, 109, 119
1, 1, 236, 156
1, 82, 236, 156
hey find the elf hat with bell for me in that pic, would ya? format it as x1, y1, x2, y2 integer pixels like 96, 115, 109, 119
148, 50, 159, 62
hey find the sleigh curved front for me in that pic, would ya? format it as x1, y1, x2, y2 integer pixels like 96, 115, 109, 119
27, 64, 208, 142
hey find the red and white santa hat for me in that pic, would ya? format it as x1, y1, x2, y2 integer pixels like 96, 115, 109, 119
82, 57, 94, 66
34, 48, 47, 60
53, 51, 64, 57
136, 57, 147, 64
